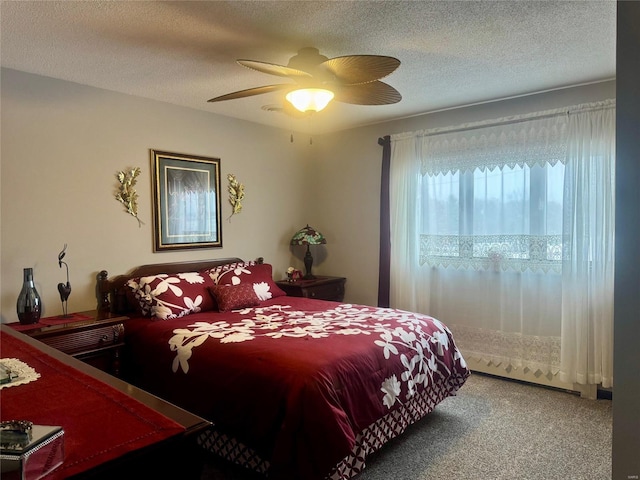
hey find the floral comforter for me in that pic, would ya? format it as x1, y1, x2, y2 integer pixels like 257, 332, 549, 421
124, 296, 469, 479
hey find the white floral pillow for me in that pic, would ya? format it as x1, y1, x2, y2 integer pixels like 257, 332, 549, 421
203, 261, 257, 284
126, 272, 215, 320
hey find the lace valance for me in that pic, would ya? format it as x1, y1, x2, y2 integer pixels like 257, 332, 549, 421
390, 99, 615, 176
419, 118, 568, 175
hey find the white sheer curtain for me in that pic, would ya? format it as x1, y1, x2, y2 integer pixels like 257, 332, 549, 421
389, 100, 615, 385
560, 106, 615, 388
389, 135, 422, 309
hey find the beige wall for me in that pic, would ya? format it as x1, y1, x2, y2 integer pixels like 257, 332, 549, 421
0, 68, 310, 322
0, 68, 615, 322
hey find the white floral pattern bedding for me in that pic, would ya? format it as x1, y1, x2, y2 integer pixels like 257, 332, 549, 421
169, 303, 466, 410
124, 296, 469, 480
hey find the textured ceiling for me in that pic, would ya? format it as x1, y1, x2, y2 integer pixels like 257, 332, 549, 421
0, 1, 616, 134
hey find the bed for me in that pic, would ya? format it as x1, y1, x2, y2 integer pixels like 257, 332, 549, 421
97, 257, 469, 479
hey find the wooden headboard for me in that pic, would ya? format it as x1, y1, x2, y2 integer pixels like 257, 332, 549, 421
97, 257, 262, 315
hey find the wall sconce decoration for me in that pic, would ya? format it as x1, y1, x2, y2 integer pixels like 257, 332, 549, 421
227, 173, 245, 221
115, 167, 143, 227
57, 244, 72, 317
290, 224, 326, 279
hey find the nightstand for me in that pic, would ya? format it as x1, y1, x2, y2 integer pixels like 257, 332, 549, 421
276, 276, 346, 302
10, 310, 128, 377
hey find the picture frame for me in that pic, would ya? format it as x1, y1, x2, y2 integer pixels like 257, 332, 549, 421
151, 150, 222, 251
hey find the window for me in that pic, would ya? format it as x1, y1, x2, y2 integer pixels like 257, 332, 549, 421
419, 162, 564, 273
389, 100, 615, 384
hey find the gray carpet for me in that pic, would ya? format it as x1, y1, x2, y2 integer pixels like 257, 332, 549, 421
201, 373, 612, 480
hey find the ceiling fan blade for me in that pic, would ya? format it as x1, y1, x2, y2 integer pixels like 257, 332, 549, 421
237, 60, 312, 79
208, 84, 291, 102
334, 81, 402, 105
321, 55, 400, 85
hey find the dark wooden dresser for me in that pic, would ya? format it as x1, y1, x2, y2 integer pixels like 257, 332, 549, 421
1, 325, 210, 479
8, 310, 128, 377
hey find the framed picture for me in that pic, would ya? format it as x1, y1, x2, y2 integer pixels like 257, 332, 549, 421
151, 150, 222, 251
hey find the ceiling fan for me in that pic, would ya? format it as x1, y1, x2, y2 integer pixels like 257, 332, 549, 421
207, 47, 402, 114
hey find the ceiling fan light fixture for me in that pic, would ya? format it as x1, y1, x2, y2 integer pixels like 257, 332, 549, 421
286, 88, 334, 112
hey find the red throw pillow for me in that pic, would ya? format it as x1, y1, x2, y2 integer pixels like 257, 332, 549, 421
212, 263, 286, 302
126, 271, 216, 320
208, 284, 261, 312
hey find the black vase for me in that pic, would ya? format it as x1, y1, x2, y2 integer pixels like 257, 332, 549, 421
16, 268, 42, 325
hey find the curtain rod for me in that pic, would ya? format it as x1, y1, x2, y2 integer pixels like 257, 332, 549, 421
391, 99, 615, 140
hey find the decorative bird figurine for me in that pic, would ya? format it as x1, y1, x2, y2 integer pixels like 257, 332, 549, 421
57, 244, 72, 317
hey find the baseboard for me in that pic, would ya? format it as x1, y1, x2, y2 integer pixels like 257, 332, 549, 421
465, 357, 599, 399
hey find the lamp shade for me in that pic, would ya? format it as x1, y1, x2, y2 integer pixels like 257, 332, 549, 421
285, 88, 334, 113
290, 225, 326, 279
290, 224, 327, 246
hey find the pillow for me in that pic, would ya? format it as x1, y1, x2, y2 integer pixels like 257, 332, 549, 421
203, 260, 257, 284
126, 271, 216, 320
213, 263, 286, 302
123, 284, 145, 315
208, 284, 261, 312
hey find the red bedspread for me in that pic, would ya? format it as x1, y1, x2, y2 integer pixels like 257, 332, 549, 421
124, 296, 469, 479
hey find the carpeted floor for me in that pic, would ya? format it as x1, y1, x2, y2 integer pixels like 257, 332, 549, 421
200, 373, 612, 480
